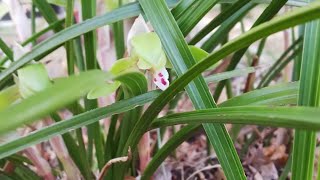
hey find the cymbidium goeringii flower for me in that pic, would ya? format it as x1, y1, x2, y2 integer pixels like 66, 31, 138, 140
97, 15, 170, 95
125, 15, 170, 90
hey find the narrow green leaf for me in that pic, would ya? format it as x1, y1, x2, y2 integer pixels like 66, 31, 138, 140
220, 82, 298, 106
0, 90, 161, 159
65, 0, 75, 75
0, 38, 13, 61
205, 66, 257, 83
112, 21, 125, 59
177, 0, 219, 36
279, 154, 292, 180
0, 70, 109, 134
33, 0, 64, 32
258, 36, 302, 87
50, 113, 93, 180
81, 0, 105, 169
171, 0, 195, 19
292, 0, 320, 178
151, 106, 320, 130
47, 0, 66, 7
81, 0, 97, 70
292, 26, 304, 81
31, 4, 36, 46
201, 2, 255, 52
220, 0, 307, 6
189, 0, 251, 45
258, 43, 302, 88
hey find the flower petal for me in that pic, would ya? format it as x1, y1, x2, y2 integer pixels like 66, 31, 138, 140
110, 57, 139, 75
127, 15, 150, 55
131, 33, 166, 70
153, 68, 169, 90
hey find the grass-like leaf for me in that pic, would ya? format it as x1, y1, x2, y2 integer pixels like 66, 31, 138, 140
0, 90, 160, 159
33, 0, 63, 32
201, 2, 255, 52
189, 0, 251, 45
171, 0, 195, 19
177, 0, 219, 36
292, 0, 320, 178
0, 38, 13, 61
151, 106, 320, 130
0, 70, 109, 134
258, 37, 302, 88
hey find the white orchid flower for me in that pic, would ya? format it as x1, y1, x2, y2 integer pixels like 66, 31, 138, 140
89, 15, 211, 99
126, 15, 170, 90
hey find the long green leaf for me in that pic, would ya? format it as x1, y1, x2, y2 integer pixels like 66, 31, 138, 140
220, 0, 307, 6
201, 2, 255, 52
258, 37, 302, 88
189, 0, 251, 45
205, 66, 257, 83
0, 90, 160, 160
136, 1, 247, 180
259, 46, 302, 88
150, 106, 320, 130
171, 0, 195, 19
65, 0, 75, 75
0, 70, 109, 134
177, 0, 219, 36
80, 0, 104, 169
63, 1, 91, 178
33, 0, 64, 32
220, 82, 298, 106
0, 38, 13, 61
292, 0, 320, 178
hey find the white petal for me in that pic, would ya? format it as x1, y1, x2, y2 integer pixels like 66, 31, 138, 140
153, 68, 169, 90
127, 15, 150, 55
155, 68, 169, 79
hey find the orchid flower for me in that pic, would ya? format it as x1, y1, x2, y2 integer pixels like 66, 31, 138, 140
88, 15, 210, 99
88, 15, 170, 99
119, 15, 170, 90
129, 32, 170, 90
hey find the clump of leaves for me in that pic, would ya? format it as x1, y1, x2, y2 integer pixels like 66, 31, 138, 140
0, 0, 320, 179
